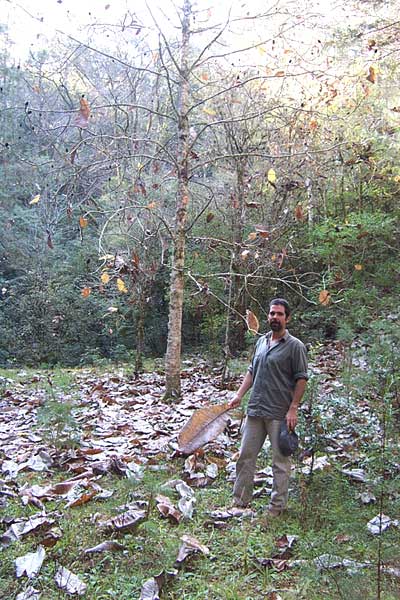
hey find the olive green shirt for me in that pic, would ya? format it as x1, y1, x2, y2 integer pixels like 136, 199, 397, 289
247, 330, 308, 420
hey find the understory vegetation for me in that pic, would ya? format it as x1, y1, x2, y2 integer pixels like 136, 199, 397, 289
1, 2, 400, 597
1, 322, 399, 599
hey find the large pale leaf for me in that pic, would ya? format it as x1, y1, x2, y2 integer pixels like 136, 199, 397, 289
55, 566, 87, 595
16, 587, 41, 600
175, 535, 209, 565
84, 540, 126, 554
99, 509, 147, 534
177, 403, 231, 454
15, 546, 46, 578
139, 570, 178, 600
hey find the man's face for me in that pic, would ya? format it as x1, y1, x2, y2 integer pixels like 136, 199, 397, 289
268, 304, 289, 334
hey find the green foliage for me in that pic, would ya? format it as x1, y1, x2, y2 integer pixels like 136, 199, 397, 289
36, 375, 81, 448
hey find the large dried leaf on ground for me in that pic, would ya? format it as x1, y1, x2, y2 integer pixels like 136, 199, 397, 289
367, 514, 398, 535
99, 509, 147, 534
177, 403, 231, 454
15, 546, 46, 578
256, 557, 291, 572
16, 587, 41, 600
156, 494, 182, 524
139, 570, 178, 600
55, 566, 87, 595
66, 488, 98, 508
1, 515, 54, 548
175, 534, 210, 565
209, 507, 255, 521
313, 554, 369, 573
84, 540, 126, 554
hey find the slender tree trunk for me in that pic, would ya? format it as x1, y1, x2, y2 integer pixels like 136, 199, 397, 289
164, 0, 191, 399
135, 290, 145, 375
222, 252, 235, 381
230, 161, 247, 354
305, 177, 314, 226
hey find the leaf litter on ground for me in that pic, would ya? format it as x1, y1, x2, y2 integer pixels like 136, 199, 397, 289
1, 347, 399, 595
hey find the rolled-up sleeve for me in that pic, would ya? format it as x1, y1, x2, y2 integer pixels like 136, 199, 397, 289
292, 342, 308, 380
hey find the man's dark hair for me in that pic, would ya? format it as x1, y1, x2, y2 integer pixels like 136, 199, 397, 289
269, 298, 291, 317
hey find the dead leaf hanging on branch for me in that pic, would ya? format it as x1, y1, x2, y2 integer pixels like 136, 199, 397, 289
318, 290, 331, 306
75, 97, 91, 128
246, 310, 259, 334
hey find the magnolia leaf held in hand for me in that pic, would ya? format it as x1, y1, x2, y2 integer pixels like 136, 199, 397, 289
177, 403, 231, 454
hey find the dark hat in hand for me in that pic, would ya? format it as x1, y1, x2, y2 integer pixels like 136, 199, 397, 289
279, 421, 299, 456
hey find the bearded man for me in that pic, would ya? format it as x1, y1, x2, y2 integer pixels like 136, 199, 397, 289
228, 298, 308, 517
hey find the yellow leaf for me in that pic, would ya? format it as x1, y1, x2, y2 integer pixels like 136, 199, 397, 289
99, 254, 115, 261
318, 290, 331, 306
203, 107, 216, 116
295, 204, 306, 222
366, 66, 377, 84
101, 272, 110, 284
267, 169, 276, 184
257, 45, 267, 55
241, 249, 251, 260
247, 232, 258, 241
79, 216, 88, 228
354, 264, 363, 271
116, 278, 128, 293
246, 309, 259, 334
275, 71, 285, 77
81, 287, 91, 298
29, 194, 41, 205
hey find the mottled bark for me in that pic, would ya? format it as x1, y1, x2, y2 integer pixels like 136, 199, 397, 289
164, 0, 191, 399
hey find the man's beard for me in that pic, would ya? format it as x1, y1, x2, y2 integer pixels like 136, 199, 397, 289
270, 321, 284, 332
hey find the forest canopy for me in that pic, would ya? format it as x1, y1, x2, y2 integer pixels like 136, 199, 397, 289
0, 0, 399, 386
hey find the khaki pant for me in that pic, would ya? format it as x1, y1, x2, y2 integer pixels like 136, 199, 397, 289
233, 416, 291, 511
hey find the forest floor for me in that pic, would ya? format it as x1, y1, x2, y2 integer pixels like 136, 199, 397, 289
0, 341, 399, 599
